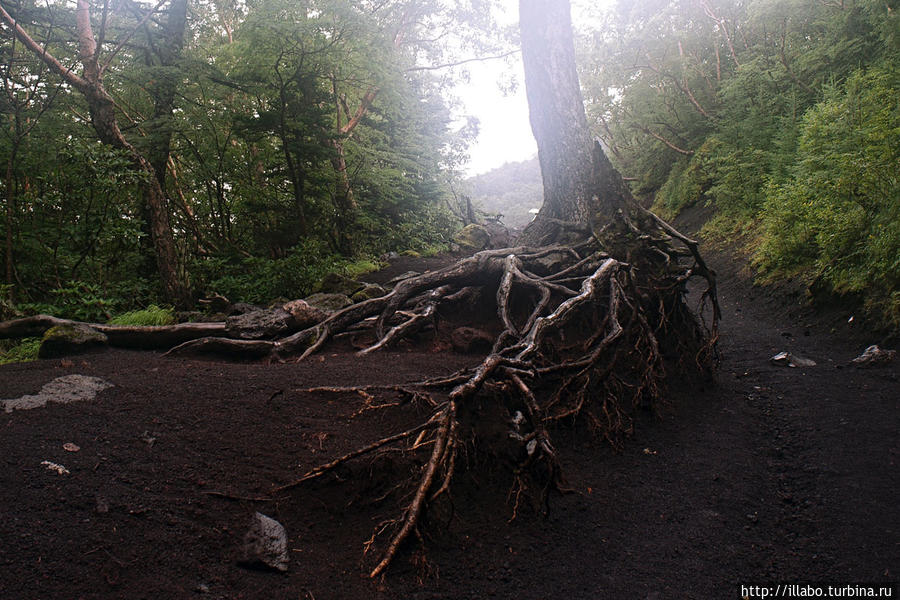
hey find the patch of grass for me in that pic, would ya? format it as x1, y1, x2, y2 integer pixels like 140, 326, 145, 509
418, 243, 448, 258
0, 338, 41, 365
342, 259, 383, 279
107, 305, 175, 326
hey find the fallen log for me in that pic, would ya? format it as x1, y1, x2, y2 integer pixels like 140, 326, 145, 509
0, 314, 228, 349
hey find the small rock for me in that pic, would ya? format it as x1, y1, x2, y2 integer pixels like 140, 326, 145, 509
302, 293, 353, 313
851, 345, 896, 367
41, 461, 70, 475
239, 512, 289, 572
770, 351, 816, 368
95, 495, 110, 514
450, 327, 494, 354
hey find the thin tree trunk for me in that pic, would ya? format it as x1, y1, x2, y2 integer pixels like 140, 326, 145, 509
4, 149, 16, 287
0, 0, 189, 306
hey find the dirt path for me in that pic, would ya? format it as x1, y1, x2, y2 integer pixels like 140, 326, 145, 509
0, 245, 897, 599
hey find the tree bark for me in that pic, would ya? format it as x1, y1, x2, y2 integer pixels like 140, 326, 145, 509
518, 0, 626, 246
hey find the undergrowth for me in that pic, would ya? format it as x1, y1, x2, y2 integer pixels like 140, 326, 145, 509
0, 338, 41, 366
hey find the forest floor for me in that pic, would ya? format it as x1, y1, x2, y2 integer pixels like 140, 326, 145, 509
1, 217, 898, 600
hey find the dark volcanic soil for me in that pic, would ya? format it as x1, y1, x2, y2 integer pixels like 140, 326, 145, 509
1, 240, 898, 600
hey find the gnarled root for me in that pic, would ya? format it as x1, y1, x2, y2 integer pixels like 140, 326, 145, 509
267, 216, 718, 576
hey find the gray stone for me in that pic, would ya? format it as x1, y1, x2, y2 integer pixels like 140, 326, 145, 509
351, 284, 388, 303
226, 309, 294, 340
851, 344, 896, 367
229, 302, 261, 316
281, 299, 327, 328
531, 251, 570, 275
452, 223, 491, 251
303, 293, 353, 313
39, 324, 108, 359
770, 351, 816, 368
239, 512, 289, 572
2, 374, 113, 413
483, 221, 512, 248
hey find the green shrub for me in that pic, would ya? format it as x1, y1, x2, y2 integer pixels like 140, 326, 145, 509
756, 64, 900, 326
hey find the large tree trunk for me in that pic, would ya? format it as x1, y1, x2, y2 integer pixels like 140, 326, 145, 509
518, 0, 627, 246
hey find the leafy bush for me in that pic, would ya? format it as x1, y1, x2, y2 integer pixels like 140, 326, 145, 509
193, 239, 348, 304
756, 64, 900, 326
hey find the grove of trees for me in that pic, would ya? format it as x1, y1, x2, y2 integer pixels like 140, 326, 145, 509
0, 0, 501, 316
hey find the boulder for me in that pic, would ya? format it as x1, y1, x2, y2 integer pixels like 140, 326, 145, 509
351, 284, 388, 303
303, 293, 353, 313
452, 224, 491, 251
316, 272, 365, 297
226, 309, 294, 340
483, 221, 512, 248
239, 512, 289, 572
39, 324, 108, 358
281, 299, 327, 328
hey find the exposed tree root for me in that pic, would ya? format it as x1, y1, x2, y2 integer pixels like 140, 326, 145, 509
252, 213, 717, 576
0, 210, 719, 578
